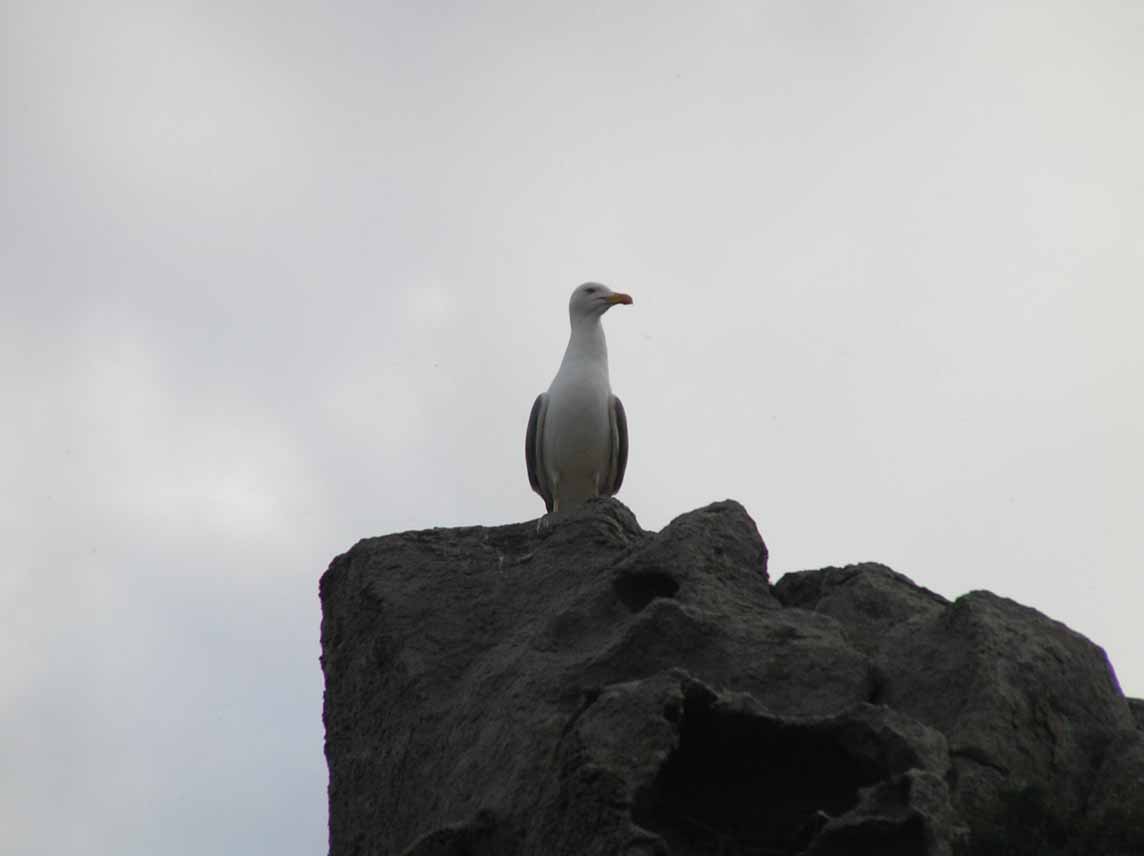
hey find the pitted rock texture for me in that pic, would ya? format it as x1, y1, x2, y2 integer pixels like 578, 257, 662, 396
320, 499, 1141, 855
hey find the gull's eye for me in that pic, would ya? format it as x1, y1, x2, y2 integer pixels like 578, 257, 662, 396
585, 287, 597, 294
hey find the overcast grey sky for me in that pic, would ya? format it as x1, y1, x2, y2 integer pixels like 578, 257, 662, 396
3, 2, 1142, 854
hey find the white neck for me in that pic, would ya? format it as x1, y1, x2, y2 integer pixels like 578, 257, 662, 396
557, 315, 609, 377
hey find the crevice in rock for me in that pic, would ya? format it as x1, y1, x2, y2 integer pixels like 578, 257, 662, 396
632, 691, 888, 855
557, 687, 603, 745
866, 664, 887, 706
809, 814, 927, 856
614, 571, 680, 613
951, 748, 1009, 778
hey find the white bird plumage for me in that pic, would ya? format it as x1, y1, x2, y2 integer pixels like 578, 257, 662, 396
526, 282, 632, 513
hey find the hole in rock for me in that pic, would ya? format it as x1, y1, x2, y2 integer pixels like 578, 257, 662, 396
811, 814, 927, 856
613, 571, 680, 613
633, 691, 888, 855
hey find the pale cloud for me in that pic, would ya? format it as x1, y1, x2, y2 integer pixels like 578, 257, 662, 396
402, 281, 459, 327
3, 2, 1143, 855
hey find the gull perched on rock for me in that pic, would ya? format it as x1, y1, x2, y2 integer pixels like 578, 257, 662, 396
526, 282, 632, 514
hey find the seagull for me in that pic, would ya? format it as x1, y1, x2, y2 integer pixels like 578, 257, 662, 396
526, 282, 633, 514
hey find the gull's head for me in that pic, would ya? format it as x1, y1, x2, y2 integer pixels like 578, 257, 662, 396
568, 282, 634, 323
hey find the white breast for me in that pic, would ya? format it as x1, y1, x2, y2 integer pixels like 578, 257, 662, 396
543, 357, 613, 505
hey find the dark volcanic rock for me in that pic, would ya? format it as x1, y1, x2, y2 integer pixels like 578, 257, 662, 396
320, 499, 1141, 856
873, 590, 1133, 851
1083, 731, 1144, 856
773, 563, 949, 656
1129, 697, 1144, 731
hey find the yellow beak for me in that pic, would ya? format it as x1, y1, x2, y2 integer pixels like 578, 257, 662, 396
607, 292, 634, 305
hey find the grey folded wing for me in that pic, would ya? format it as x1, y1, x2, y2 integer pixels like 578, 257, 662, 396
525, 393, 554, 512
604, 394, 629, 496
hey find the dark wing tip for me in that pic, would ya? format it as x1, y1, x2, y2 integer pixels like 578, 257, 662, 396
608, 395, 629, 496
526, 394, 554, 511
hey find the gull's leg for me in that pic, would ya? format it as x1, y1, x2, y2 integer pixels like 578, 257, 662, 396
537, 477, 559, 534
536, 504, 556, 534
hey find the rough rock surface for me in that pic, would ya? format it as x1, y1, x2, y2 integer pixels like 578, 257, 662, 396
1128, 697, 1144, 731
320, 499, 1141, 855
